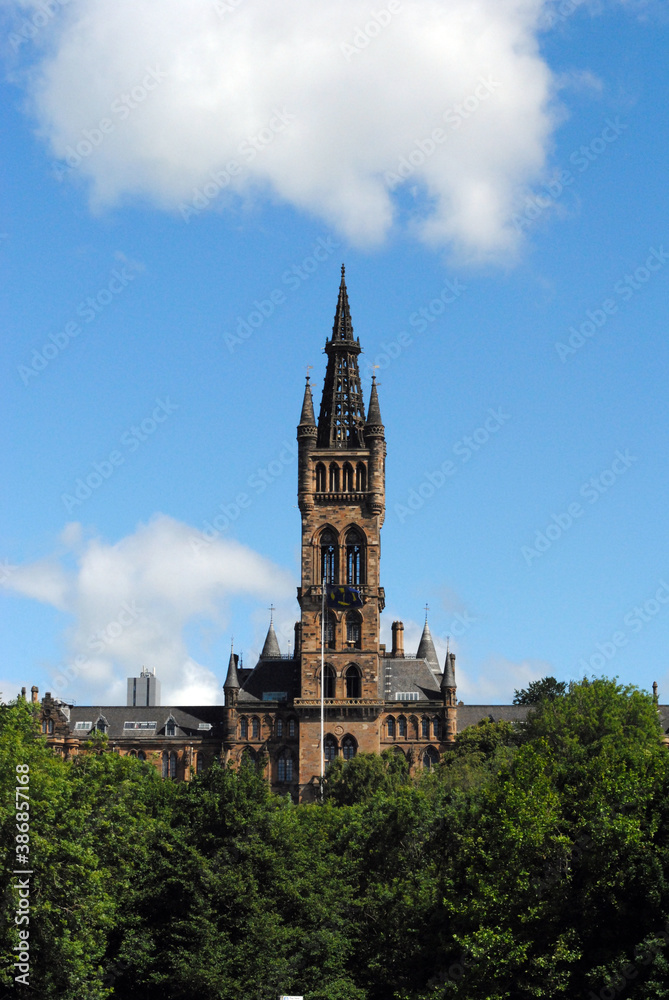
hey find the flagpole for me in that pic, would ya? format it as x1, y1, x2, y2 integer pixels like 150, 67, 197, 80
320, 572, 325, 798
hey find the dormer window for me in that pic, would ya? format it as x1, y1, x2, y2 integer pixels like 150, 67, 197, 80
165, 717, 177, 737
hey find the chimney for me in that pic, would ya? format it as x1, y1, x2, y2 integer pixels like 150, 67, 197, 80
31, 686, 39, 703
391, 621, 405, 658
20, 687, 26, 700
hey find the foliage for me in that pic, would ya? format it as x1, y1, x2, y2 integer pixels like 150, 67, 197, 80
513, 676, 567, 705
2, 678, 669, 999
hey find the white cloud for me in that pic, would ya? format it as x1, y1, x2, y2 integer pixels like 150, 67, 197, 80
11, 0, 561, 260
1, 515, 295, 705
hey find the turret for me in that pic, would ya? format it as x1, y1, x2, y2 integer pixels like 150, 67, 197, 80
364, 377, 385, 521
297, 377, 317, 513
260, 612, 281, 659
223, 645, 240, 707
417, 614, 440, 674
442, 651, 457, 743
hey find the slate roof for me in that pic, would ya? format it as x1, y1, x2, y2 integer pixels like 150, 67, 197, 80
382, 657, 442, 702
66, 704, 224, 739
455, 704, 530, 731
237, 657, 300, 704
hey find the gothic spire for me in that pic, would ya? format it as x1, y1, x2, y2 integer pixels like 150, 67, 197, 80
223, 643, 240, 692
317, 266, 366, 449
364, 375, 384, 441
260, 610, 281, 659
417, 615, 440, 674
298, 377, 316, 428
442, 651, 456, 692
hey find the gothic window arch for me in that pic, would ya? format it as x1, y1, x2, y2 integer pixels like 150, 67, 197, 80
251, 716, 260, 740
169, 751, 178, 779
328, 463, 340, 492
421, 716, 430, 739
288, 717, 296, 737
240, 717, 248, 739
342, 462, 354, 491
345, 610, 362, 649
277, 750, 294, 783
422, 746, 440, 771
196, 753, 204, 774
165, 716, 176, 737
315, 463, 326, 492
356, 462, 367, 492
320, 528, 337, 584
128, 748, 137, 757
276, 718, 283, 738
320, 610, 336, 649
342, 735, 357, 760
320, 663, 335, 699
398, 716, 407, 738
345, 663, 361, 699
386, 716, 396, 738
432, 716, 441, 740
324, 734, 338, 765
95, 716, 108, 734
241, 747, 257, 768
345, 527, 365, 585
137, 750, 146, 762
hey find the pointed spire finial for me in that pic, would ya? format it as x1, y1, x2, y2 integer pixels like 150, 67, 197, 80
424, 603, 429, 623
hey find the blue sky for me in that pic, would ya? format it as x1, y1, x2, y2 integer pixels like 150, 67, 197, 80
2, 0, 669, 707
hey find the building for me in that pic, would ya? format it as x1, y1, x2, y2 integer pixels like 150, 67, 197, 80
37, 268, 532, 799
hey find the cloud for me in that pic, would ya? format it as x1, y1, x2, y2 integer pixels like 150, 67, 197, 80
10, 0, 561, 260
1, 515, 295, 705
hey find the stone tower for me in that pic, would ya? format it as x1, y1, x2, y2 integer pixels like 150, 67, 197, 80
295, 267, 387, 784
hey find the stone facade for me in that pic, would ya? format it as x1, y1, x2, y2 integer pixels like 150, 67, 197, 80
36, 269, 538, 798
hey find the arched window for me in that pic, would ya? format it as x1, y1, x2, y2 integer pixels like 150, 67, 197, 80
137, 750, 146, 762
346, 528, 365, 585
241, 747, 257, 768
278, 750, 294, 783
345, 664, 361, 699
422, 746, 440, 771
398, 716, 407, 738
324, 734, 338, 764
342, 735, 357, 760
328, 463, 340, 492
320, 529, 337, 584
321, 611, 336, 649
95, 717, 108, 734
276, 718, 283, 738
342, 463, 354, 491
165, 718, 176, 737
355, 463, 367, 492
320, 663, 335, 699
162, 750, 169, 778
169, 752, 178, 779
432, 717, 441, 740
386, 716, 396, 738
251, 717, 260, 739
421, 717, 430, 739
128, 749, 137, 757
240, 717, 248, 739
315, 463, 326, 492
288, 718, 296, 737
196, 753, 204, 774
346, 611, 362, 648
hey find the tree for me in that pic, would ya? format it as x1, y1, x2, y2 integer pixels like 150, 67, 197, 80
513, 676, 567, 705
